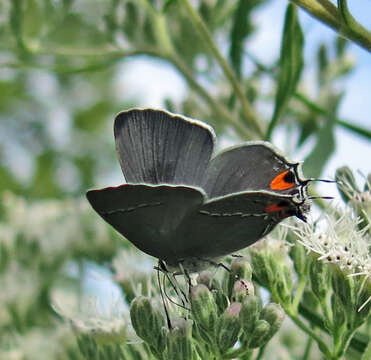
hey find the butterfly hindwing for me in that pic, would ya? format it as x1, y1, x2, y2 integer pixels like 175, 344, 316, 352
87, 184, 205, 260
176, 191, 298, 260
202, 142, 303, 198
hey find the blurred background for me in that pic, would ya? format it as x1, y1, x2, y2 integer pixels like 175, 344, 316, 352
0, 0, 370, 358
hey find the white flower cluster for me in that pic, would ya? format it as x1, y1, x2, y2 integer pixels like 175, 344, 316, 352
292, 208, 370, 310
52, 291, 131, 344
0, 192, 114, 264
293, 208, 369, 271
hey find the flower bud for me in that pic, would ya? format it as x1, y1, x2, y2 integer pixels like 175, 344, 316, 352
289, 243, 308, 277
190, 284, 218, 335
259, 303, 285, 341
166, 319, 195, 360
240, 295, 262, 336
335, 166, 360, 203
230, 257, 252, 281
248, 319, 270, 348
130, 296, 166, 351
197, 270, 220, 291
331, 293, 346, 332
250, 250, 274, 288
331, 268, 355, 320
351, 191, 371, 230
302, 289, 320, 311
214, 290, 229, 315
216, 302, 241, 353
310, 258, 330, 302
227, 257, 252, 298
275, 264, 293, 306
231, 280, 254, 303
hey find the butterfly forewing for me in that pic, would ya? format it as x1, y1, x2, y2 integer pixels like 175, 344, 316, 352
114, 109, 215, 187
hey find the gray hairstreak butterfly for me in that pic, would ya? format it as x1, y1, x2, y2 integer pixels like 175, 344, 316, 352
87, 108, 313, 272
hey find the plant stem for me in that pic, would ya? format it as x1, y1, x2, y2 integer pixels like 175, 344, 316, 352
291, 0, 339, 28
290, 0, 371, 52
294, 92, 371, 140
10, 40, 255, 139
287, 310, 333, 358
181, 0, 264, 138
244, 52, 371, 141
303, 337, 313, 360
298, 303, 367, 354
256, 344, 267, 360
335, 328, 357, 358
168, 53, 254, 139
223, 347, 253, 359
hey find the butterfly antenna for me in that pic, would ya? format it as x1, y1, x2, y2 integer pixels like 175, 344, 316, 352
156, 261, 172, 329
308, 196, 334, 200
304, 178, 337, 185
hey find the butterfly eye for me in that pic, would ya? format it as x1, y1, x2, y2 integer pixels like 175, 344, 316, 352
270, 170, 296, 191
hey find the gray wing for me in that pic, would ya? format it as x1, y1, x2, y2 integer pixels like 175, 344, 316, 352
202, 142, 302, 198
176, 191, 298, 260
114, 109, 215, 187
86, 184, 205, 260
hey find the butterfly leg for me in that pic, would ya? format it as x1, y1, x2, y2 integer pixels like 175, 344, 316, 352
156, 260, 172, 329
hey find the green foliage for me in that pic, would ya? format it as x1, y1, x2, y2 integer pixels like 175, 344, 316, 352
229, 0, 264, 78
0, 0, 370, 359
266, 3, 304, 140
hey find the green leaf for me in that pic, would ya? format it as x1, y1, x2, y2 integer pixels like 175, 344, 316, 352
229, 0, 261, 78
336, 36, 348, 58
303, 96, 340, 178
295, 92, 371, 140
317, 43, 328, 85
297, 113, 319, 146
45, 14, 107, 47
30, 151, 61, 198
265, 4, 304, 140
10, 0, 26, 51
23, 0, 43, 41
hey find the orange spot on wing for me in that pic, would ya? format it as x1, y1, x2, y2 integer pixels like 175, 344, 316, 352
265, 203, 287, 213
270, 170, 295, 191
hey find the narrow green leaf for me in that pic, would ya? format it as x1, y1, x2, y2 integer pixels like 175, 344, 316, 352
336, 119, 371, 140
336, 36, 348, 58
294, 92, 371, 140
229, 0, 261, 78
45, 14, 107, 46
10, 0, 27, 51
265, 4, 304, 140
317, 43, 328, 85
23, 0, 43, 41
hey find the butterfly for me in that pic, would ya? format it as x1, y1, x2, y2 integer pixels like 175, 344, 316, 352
87, 108, 311, 272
